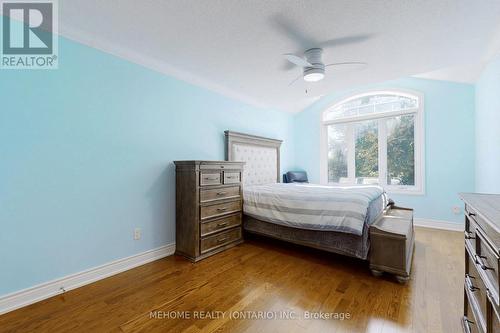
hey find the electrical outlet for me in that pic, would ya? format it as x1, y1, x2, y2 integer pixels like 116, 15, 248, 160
452, 206, 461, 215
134, 228, 142, 240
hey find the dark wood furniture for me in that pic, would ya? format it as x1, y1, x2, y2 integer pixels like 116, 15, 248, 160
460, 193, 500, 333
369, 205, 415, 283
174, 160, 245, 262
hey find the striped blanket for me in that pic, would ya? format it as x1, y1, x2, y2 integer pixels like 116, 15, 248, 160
243, 183, 386, 235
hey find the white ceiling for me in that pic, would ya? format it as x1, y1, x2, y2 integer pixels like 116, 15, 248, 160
413, 63, 488, 84
58, 1, 500, 113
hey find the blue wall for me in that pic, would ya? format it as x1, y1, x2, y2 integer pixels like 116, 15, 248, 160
0, 30, 483, 298
293, 77, 475, 223
0, 37, 295, 296
475, 57, 500, 193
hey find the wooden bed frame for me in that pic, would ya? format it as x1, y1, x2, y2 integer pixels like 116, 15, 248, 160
224, 130, 371, 260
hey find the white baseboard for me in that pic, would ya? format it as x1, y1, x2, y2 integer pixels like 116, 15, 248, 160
414, 218, 464, 232
0, 243, 175, 316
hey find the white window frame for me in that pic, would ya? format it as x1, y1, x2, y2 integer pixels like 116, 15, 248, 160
320, 89, 425, 195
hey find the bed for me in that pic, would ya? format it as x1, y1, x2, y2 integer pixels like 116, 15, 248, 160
224, 130, 386, 260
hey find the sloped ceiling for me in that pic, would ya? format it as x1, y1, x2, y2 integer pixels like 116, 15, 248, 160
57, 0, 500, 112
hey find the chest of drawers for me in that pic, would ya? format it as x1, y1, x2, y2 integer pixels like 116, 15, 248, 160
174, 160, 245, 262
460, 193, 500, 333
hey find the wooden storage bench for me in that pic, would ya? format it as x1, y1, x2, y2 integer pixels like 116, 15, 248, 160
369, 206, 415, 283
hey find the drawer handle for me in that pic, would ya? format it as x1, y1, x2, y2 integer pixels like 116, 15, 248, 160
475, 254, 493, 271
217, 237, 229, 243
464, 231, 475, 240
204, 177, 219, 181
486, 289, 493, 302
216, 192, 227, 196
216, 208, 228, 212
462, 317, 473, 333
465, 274, 478, 292
485, 289, 497, 306
217, 222, 229, 227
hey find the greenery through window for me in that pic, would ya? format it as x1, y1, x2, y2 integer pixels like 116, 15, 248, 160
323, 91, 423, 192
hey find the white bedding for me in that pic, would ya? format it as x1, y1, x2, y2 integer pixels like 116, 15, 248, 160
243, 183, 386, 235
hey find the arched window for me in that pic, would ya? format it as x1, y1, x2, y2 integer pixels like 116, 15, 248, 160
320, 90, 424, 194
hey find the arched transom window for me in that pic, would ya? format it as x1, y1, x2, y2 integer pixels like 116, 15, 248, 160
321, 90, 424, 194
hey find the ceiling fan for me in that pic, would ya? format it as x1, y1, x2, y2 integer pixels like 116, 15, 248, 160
272, 14, 370, 86
284, 48, 367, 85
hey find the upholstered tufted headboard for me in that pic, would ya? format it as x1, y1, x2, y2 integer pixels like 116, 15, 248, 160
224, 131, 282, 186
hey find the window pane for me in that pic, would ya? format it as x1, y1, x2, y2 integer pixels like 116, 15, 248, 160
387, 115, 415, 185
355, 120, 378, 184
324, 93, 418, 121
327, 124, 348, 183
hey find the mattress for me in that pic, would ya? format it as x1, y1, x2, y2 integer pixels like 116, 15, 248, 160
243, 183, 386, 236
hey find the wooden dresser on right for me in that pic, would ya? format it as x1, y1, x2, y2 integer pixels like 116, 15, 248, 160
460, 193, 500, 333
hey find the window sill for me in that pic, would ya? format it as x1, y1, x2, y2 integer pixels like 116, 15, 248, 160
386, 188, 425, 196
323, 182, 425, 196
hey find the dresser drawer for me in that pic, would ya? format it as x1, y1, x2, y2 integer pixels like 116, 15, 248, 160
223, 171, 241, 184
200, 186, 240, 203
200, 172, 221, 186
492, 314, 500, 333
200, 163, 237, 170
487, 288, 500, 333
466, 248, 488, 330
200, 200, 241, 220
201, 227, 242, 253
201, 214, 241, 237
465, 215, 478, 251
476, 228, 500, 307
463, 305, 481, 333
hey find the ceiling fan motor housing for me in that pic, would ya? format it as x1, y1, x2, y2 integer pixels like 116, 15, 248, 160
303, 48, 325, 81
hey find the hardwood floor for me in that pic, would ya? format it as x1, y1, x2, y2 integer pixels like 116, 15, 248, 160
0, 227, 463, 333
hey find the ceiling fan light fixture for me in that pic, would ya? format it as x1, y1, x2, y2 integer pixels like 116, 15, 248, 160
303, 68, 325, 82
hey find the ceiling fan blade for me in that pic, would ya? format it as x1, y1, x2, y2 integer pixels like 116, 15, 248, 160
272, 14, 318, 50
320, 34, 373, 48
325, 62, 367, 68
284, 54, 312, 67
280, 61, 296, 71
288, 74, 303, 86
